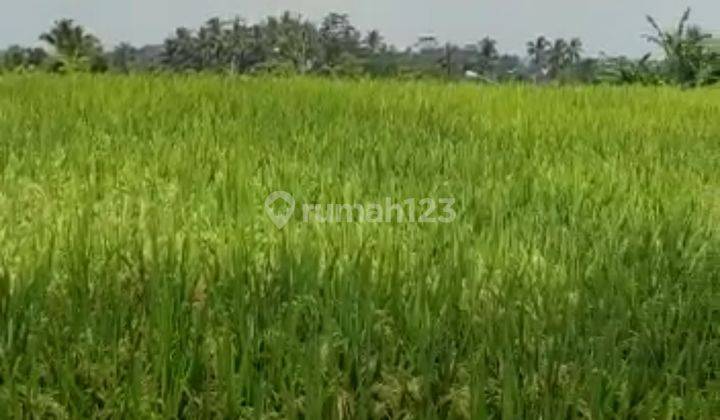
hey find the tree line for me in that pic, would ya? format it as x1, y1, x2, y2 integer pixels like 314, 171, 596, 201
1, 8, 718, 86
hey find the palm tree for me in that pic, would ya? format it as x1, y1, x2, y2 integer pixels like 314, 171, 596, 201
567, 38, 583, 64
527, 36, 550, 67
40, 19, 104, 71
223, 18, 254, 73
548, 38, 569, 75
197, 18, 225, 70
264, 12, 321, 73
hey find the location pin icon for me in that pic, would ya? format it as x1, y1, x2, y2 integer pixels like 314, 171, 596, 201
265, 191, 296, 229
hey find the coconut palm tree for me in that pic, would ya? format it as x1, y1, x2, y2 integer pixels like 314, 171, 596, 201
222, 18, 254, 73
526, 36, 550, 67
526, 36, 551, 81
567, 38, 583, 64
548, 38, 569, 76
264, 12, 321, 73
197, 18, 225, 70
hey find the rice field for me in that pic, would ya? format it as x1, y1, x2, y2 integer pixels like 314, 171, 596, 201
1, 75, 719, 418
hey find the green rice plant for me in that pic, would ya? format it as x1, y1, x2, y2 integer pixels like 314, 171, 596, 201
0, 75, 719, 418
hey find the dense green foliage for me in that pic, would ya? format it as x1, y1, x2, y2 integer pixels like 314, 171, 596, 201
1, 75, 719, 418
1, 8, 718, 85
643, 9, 720, 86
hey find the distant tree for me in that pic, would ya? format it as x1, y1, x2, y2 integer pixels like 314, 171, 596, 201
248, 24, 272, 68
318, 13, 361, 69
597, 53, 664, 85
548, 38, 569, 76
363, 30, 385, 54
197, 18, 225, 70
223, 18, 255, 73
161, 12, 321, 75
362, 52, 401, 77
567, 38, 583, 64
264, 12, 321, 73
568, 57, 598, 83
526, 36, 583, 81
40, 19, 106, 72
2, 46, 25, 71
109, 43, 138, 73
494, 54, 528, 81
527, 36, 551, 71
2, 45, 48, 71
475, 37, 499, 75
478, 37, 498, 61
162, 27, 200, 71
645, 7, 719, 86
438, 43, 459, 77
27, 9, 683, 86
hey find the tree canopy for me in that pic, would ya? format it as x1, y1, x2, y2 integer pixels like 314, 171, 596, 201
1, 8, 717, 86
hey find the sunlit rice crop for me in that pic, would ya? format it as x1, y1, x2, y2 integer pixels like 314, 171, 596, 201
0, 75, 719, 418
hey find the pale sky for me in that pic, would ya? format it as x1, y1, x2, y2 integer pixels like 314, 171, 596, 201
1, 1, 718, 57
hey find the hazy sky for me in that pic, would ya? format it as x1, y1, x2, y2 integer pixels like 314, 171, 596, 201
1, 1, 718, 57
